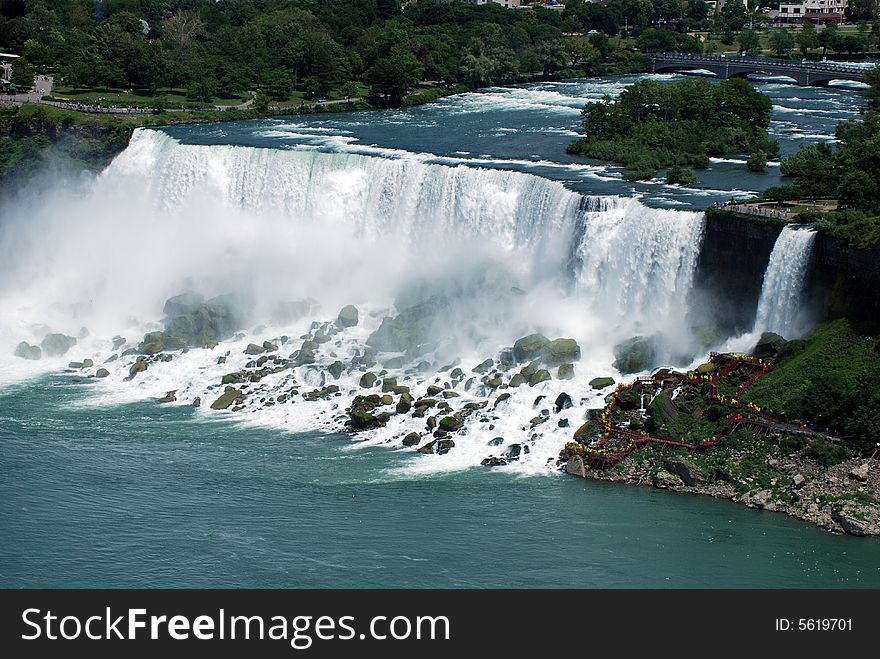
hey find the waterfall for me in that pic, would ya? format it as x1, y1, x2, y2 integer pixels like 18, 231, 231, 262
754, 224, 817, 338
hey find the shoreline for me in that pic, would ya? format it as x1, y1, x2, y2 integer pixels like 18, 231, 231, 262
564, 455, 880, 537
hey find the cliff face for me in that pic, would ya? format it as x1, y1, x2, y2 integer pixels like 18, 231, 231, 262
690, 209, 784, 334
810, 234, 880, 326
694, 208, 880, 334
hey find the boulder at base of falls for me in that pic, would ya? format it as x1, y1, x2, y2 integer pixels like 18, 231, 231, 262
752, 332, 787, 358
435, 439, 455, 455
565, 456, 587, 478
163, 291, 204, 317
366, 298, 441, 355
557, 363, 575, 380
513, 334, 550, 363
554, 392, 573, 413
14, 342, 41, 360
95, 368, 110, 378
127, 356, 148, 379
336, 305, 359, 328
139, 330, 188, 355
41, 333, 77, 357
508, 373, 525, 387
402, 432, 420, 447
613, 335, 659, 374
210, 387, 242, 410
589, 376, 615, 390
504, 444, 522, 461
328, 361, 344, 380
111, 336, 126, 350
244, 343, 265, 355
529, 369, 552, 386
543, 338, 581, 366
438, 415, 464, 432
481, 457, 507, 466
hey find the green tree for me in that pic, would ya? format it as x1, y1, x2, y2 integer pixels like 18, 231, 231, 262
796, 23, 819, 56
366, 46, 423, 105
866, 66, 880, 109
769, 29, 794, 58
747, 149, 767, 172
819, 24, 841, 55
845, 0, 877, 22
9, 56, 34, 89
738, 29, 761, 55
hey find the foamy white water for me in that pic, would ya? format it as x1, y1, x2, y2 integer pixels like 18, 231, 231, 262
754, 224, 817, 339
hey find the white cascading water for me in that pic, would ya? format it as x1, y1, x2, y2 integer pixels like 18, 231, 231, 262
0, 128, 708, 474
753, 224, 817, 338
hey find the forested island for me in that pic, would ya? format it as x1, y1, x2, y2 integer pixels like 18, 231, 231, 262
566, 77, 778, 181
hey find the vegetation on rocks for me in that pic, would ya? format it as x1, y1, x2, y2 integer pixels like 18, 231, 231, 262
567, 77, 777, 180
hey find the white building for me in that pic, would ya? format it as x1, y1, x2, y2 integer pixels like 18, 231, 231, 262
773, 0, 848, 23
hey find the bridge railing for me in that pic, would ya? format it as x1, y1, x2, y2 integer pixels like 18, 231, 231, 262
650, 52, 867, 75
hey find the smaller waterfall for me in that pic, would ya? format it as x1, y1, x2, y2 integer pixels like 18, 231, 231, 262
754, 224, 817, 338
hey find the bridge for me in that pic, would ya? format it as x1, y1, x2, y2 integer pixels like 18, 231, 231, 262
648, 52, 868, 87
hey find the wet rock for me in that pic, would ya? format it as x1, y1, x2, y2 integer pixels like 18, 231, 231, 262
493, 393, 511, 408
481, 457, 507, 466
554, 392, 573, 413
504, 444, 522, 461
438, 415, 464, 432
436, 439, 455, 455
381, 394, 394, 405
392, 385, 410, 395
426, 416, 437, 430
558, 418, 569, 428
82, 358, 94, 368
832, 504, 878, 537
442, 390, 460, 399
513, 334, 549, 363
417, 441, 435, 454
381, 377, 398, 393
529, 369, 551, 386
508, 373, 525, 387
487, 377, 503, 388
849, 463, 870, 483
210, 387, 242, 410
216, 356, 227, 365
663, 458, 705, 486
402, 432, 421, 446
192, 397, 201, 407
68, 362, 83, 369
473, 358, 494, 374
589, 376, 616, 390
262, 340, 278, 352
95, 368, 110, 378
350, 406, 391, 430
530, 416, 546, 427
294, 347, 316, 366
412, 405, 428, 418
359, 372, 378, 388
111, 336, 126, 350
128, 356, 148, 379
105, 354, 118, 363
426, 384, 443, 397
366, 299, 438, 355
158, 390, 177, 404
396, 393, 414, 414
613, 336, 659, 374
450, 367, 464, 379
326, 360, 344, 380
744, 489, 772, 509
652, 470, 682, 489
222, 372, 243, 385
565, 456, 587, 478
41, 333, 77, 357
121, 347, 139, 356
163, 292, 204, 317
557, 363, 575, 380
543, 338, 580, 366
14, 342, 41, 360
245, 343, 265, 355
488, 437, 505, 446
337, 305, 359, 328
752, 332, 787, 359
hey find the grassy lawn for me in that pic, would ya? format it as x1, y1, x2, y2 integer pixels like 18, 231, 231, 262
51, 86, 247, 108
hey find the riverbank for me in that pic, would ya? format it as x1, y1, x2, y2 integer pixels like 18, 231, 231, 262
560, 322, 880, 538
